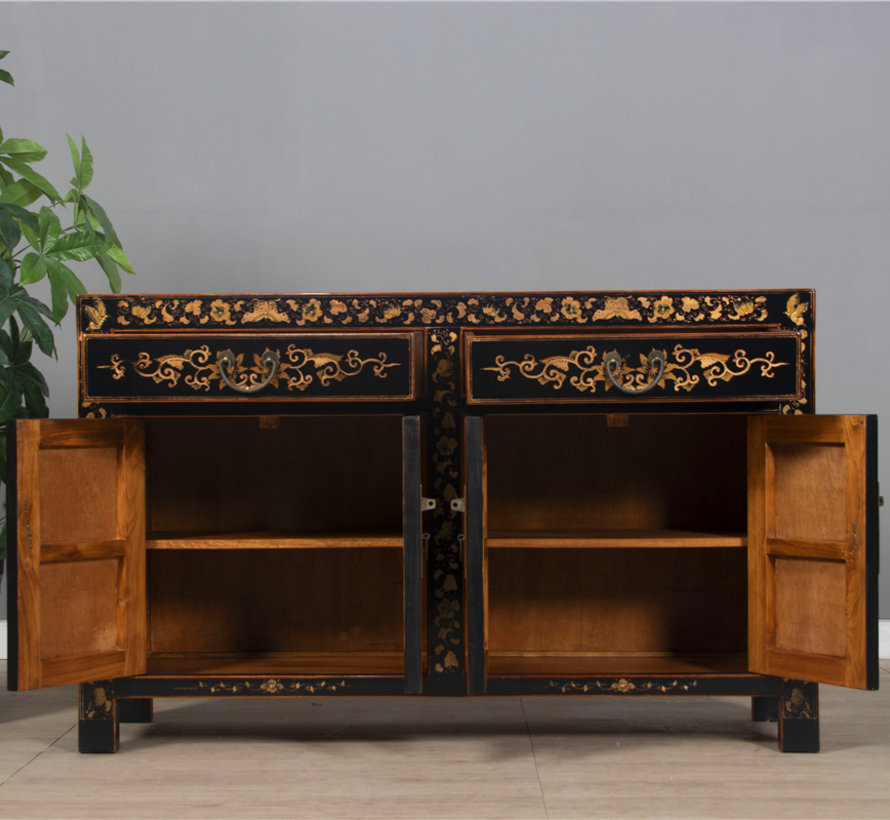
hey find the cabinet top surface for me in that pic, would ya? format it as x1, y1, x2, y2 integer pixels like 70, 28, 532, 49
77, 290, 814, 334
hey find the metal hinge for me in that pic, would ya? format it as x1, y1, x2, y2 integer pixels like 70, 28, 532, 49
450, 497, 466, 513
420, 486, 437, 512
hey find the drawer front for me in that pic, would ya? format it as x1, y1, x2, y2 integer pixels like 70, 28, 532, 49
466, 331, 802, 405
83, 332, 422, 403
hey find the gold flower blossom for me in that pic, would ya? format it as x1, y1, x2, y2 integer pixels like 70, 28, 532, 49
652, 296, 675, 319
560, 298, 582, 320
733, 298, 754, 317
302, 298, 323, 323
209, 299, 232, 323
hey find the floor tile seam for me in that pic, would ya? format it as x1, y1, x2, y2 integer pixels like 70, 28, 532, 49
0, 721, 77, 789
519, 698, 552, 820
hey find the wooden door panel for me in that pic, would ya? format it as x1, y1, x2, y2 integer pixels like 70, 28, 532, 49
9, 420, 146, 691
748, 415, 878, 690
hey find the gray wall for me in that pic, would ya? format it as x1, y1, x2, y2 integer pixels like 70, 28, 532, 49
3, 2, 890, 616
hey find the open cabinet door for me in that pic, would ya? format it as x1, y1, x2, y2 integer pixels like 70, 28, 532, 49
748, 415, 878, 690
8, 419, 147, 691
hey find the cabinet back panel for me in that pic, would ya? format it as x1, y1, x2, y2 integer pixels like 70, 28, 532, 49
484, 415, 747, 534
146, 417, 403, 534
148, 550, 403, 655
487, 548, 746, 654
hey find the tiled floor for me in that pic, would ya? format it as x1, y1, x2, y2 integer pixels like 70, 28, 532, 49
0, 663, 888, 819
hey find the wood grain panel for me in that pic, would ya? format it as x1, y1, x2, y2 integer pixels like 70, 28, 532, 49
748, 414, 877, 690
145, 652, 408, 676
487, 548, 747, 662
147, 532, 402, 550
148, 549, 404, 657
39, 559, 121, 659
487, 652, 749, 676
146, 416, 403, 536
484, 414, 747, 536
12, 419, 147, 691
487, 530, 746, 549
771, 443, 847, 542
38, 447, 120, 543
774, 557, 846, 657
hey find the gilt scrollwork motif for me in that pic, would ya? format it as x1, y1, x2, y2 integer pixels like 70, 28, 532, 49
189, 678, 347, 695
98, 345, 400, 393
482, 344, 789, 395
548, 678, 699, 694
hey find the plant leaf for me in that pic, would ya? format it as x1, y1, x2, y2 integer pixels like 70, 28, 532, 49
1, 157, 62, 202
0, 69, 13, 87
46, 258, 85, 321
47, 231, 109, 262
0, 206, 20, 251
0, 257, 12, 290
97, 251, 122, 293
0, 328, 11, 366
19, 364, 49, 416
14, 296, 56, 356
0, 179, 42, 207
80, 195, 117, 244
0, 138, 47, 163
0, 202, 38, 233
68, 136, 94, 190
19, 252, 48, 285
38, 206, 61, 252
67, 135, 81, 182
105, 242, 134, 274
0, 366, 23, 418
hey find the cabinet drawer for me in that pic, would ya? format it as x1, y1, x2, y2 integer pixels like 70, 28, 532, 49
465, 331, 802, 405
83, 332, 423, 403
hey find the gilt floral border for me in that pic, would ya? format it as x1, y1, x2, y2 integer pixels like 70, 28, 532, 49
426, 329, 464, 681
80, 291, 812, 332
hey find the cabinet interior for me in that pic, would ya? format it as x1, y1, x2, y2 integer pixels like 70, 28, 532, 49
483, 413, 749, 675
143, 416, 413, 675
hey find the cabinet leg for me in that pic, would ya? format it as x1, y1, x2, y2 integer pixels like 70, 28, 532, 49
751, 696, 778, 722
778, 680, 819, 753
78, 681, 120, 753
119, 698, 154, 723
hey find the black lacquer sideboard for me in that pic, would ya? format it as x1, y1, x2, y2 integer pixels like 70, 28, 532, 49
6, 290, 880, 752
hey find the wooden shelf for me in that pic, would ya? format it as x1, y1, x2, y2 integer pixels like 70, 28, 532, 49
486, 530, 747, 549
147, 531, 403, 550
145, 651, 408, 676
487, 652, 749, 676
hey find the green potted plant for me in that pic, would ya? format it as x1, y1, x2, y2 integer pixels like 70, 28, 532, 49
0, 49, 133, 585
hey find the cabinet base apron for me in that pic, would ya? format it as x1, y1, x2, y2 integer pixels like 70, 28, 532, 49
79, 675, 820, 754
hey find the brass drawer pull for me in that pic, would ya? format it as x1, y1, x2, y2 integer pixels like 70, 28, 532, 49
604, 348, 666, 395
216, 349, 279, 394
